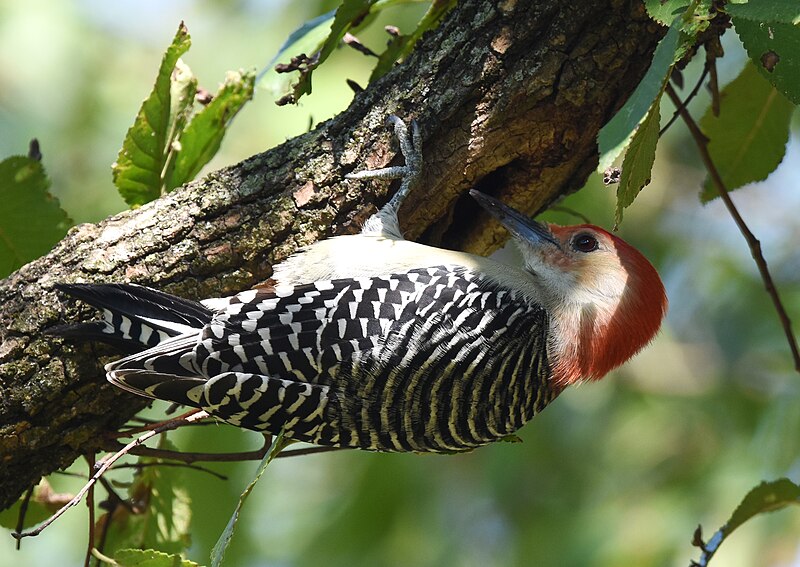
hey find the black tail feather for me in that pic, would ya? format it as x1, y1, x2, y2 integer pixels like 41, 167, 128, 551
53, 283, 214, 349
108, 369, 206, 406
47, 321, 145, 353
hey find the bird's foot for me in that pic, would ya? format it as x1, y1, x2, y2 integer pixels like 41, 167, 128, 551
347, 115, 422, 238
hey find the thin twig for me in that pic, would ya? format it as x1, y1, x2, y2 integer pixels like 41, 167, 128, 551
94, 476, 132, 563
665, 83, 800, 373
276, 446, 349, 458
113, 461, 229, 481
52, 470, 89, 479
659, 66, 709, 137
549, 206, 592, 224
106, 432, 348, 462
112, 415, 217, 438
101, 434, 273, 464
97, 477, 137, 515
93, 498, 115, 566
11, 409, 209, 541
84, 454, 96, 567
14, 485, 34, 551
105, 435, 349, 463
126, 416, 160, 424
343, 32, 379, 57
708, 57, 720, 117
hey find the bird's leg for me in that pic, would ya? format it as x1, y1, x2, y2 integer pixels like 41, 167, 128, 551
346, 115, 422, 239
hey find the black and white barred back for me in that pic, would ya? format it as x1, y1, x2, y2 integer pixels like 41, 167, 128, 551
56, 265, 556, 453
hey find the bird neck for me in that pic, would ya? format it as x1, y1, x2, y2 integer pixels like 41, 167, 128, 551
547, 298, 660, 388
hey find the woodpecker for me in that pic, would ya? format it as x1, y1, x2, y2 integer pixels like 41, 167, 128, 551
54, 117, 667, 453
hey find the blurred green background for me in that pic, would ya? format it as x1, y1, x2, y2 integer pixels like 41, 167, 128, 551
2, 1, 800, 566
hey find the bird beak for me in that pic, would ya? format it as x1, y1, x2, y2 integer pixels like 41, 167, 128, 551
470, 190, 560, 248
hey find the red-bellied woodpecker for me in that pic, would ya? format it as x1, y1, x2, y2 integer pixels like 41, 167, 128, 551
54, 117, 667, 453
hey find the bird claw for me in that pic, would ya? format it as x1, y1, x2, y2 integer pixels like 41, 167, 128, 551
347, 115, 423, 238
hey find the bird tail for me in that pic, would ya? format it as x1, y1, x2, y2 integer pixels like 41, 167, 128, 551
51, 283, 214, 351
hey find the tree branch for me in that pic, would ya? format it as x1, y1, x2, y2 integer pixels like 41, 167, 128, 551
0, 0, 664, 510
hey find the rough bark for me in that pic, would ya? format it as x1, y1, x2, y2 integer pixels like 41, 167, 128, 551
0, 0, 663, 510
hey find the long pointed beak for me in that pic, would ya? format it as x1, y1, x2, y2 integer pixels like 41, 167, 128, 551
470, 190, 560, 248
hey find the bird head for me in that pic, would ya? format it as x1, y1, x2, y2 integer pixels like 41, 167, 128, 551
470, 190, 667, 388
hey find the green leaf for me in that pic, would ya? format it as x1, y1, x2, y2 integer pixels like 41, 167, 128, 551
727, 1, 800, 26
282, 0, 379, 105
0, 155, 72, 277
368, 0, 456, 83
615, 98, 661, 227
107, 548, 202, 567
113, 22, 191, 206
693, 478, 800, 566
597, 20, 680, 173
699, 62, 794, 201
258, 10, 335, 99
211, 432, 289, 567
166, 70, 255, 191
644, 0, 690, 25
733, 16, 800, 105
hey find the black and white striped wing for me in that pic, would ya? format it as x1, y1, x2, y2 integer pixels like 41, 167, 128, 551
326, 268, 553, 452
109, 266, 552, 452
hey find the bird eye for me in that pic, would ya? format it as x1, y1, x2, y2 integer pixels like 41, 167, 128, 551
572, 233, 599, 253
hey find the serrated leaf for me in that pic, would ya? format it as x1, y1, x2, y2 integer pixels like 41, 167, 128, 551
258, 10, 335, 99
368, 0, 456, 83
727, 1, 800, 26
211, 432, 289, 567
111, 548, 202, 567
166, 70, 255, 191
644, 0, 690, 25
615, 98, 661, 226
0, 155, 72, 277
113, 23, 191, 206
733, 16, 800, 104
597, 20, 680, 173
699, 62, 793, 201
693, 478, 800, 566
